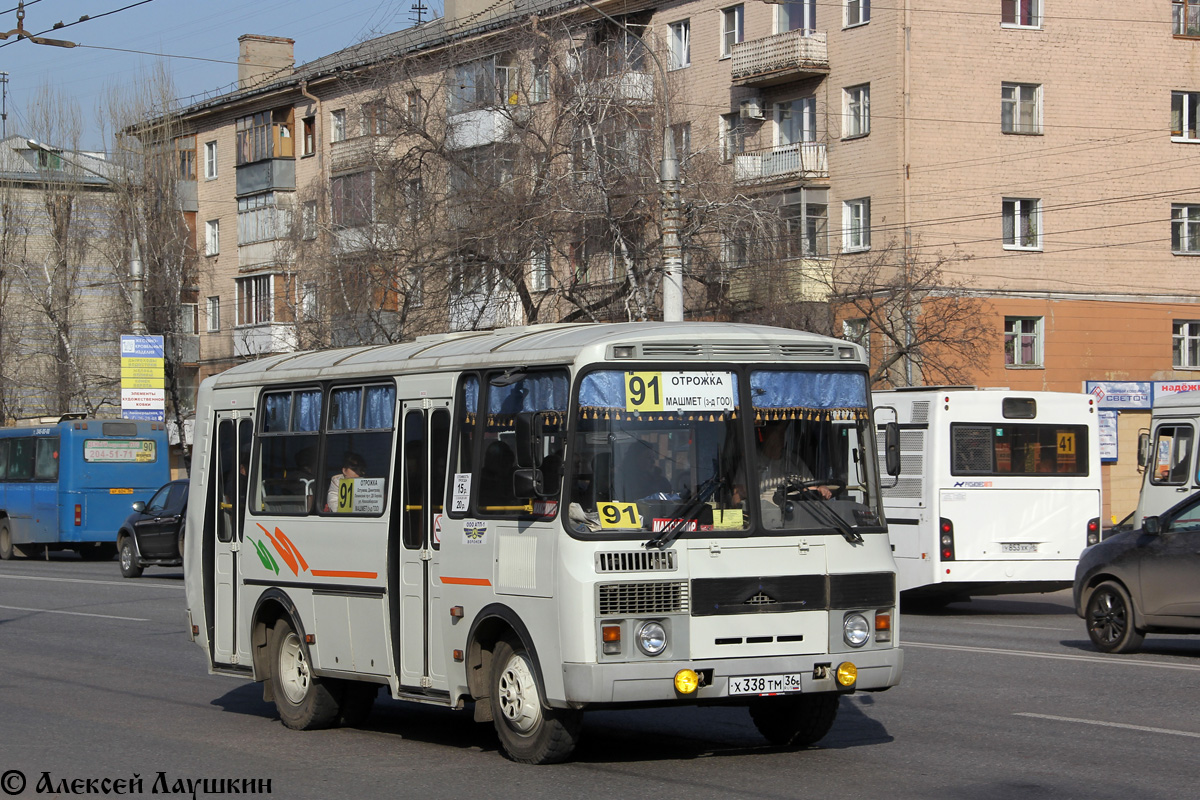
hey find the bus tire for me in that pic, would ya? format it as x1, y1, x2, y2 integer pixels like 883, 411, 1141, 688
269, 617, 342, 730
0, 523, 13, 560
1086, 580, 1145, 654
490, 636, 581, 764
118, 537, 143, 578
749, 694, 840, 747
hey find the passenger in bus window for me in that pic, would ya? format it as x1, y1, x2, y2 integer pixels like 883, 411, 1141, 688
733, 421, 835, 504
327, 451, 366, 512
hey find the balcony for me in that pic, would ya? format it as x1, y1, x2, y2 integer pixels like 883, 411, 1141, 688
235, 159, 295, 196
234, 322, 297, 358
731, 30, 829, 88
330, 136, 392, 174
734, 142, 827, 183
177, 180, 198, 213
578, 71, 654, 105
446, 107, 528, 150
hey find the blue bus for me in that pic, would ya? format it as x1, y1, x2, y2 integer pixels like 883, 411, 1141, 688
0, 418, 171, 560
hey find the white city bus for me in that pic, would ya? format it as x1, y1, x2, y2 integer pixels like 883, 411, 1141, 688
873, 388, 1102, 600
184, 323, 903, 764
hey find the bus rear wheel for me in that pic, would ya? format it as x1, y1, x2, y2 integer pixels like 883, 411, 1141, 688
0, 523, 12, 560
269, 617, 342, 730
489, 636, 581, 764
749, 694, 840, 747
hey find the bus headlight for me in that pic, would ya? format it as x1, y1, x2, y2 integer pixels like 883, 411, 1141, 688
843, 613, 870, 647
636, 621, 667, 656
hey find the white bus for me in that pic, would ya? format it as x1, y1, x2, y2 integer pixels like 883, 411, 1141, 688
184, 323, 903, 764
873, 388, 1102, 600
1133, 391, 1200, 528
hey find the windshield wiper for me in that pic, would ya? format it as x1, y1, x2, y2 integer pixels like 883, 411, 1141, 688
778, 485, 862, 545
645, 474, 724, 551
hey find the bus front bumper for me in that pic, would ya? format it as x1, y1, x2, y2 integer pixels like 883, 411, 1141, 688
560, 647, 903, 705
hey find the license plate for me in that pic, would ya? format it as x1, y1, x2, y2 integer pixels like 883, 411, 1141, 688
1001, 542, 1037, 553
729, 673, 803, 696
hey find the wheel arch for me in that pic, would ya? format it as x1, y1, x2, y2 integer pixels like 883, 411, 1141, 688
465, 603, 550, 710
1085, 574, 1146, 630
250, 588, 308, 686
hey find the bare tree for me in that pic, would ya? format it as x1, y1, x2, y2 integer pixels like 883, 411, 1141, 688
827, 241, 993, 387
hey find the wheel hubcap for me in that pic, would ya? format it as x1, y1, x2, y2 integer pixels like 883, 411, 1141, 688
1089, 592, 1125, 644
120, 544, 133, 570
497, 651, 541, 734
278, 632, 311, 704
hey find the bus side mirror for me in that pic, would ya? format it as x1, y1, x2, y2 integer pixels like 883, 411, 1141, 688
1137, 431, 1150, 471
513, 468, 539, 499
514, 412, 546, 469
885, 422, 901, 477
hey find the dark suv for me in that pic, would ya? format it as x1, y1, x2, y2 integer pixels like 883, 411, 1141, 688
1074, 492, 1200, 653
117, 480, 188, 578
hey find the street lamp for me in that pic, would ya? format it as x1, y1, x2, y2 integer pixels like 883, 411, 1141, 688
574, 0, 684, 322
25, 138, 146, 334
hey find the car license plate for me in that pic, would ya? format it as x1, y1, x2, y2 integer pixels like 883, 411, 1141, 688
1001, 542, 1037, 553
729, 673, 803, 696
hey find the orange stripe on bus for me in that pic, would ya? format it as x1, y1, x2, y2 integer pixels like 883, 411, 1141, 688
310, 570, 378, 579
441, 577, 492, 586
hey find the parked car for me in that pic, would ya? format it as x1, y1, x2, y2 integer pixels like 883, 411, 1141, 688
117, 480, 188, 578
1074, 491, 1200, 653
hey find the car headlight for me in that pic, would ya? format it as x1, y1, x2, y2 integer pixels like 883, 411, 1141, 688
636, 621, 667, 656
843, 613, 870, 647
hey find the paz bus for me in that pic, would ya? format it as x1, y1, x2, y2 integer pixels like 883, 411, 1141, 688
873, 388, 1101, 600
184, 323, 904, 764
0, 417, 171, 560
1132, 391, 1200, 528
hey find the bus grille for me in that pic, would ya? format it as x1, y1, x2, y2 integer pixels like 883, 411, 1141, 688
830, 572, 896, 607
598, 581, 689, 615
595, 550, 678, 573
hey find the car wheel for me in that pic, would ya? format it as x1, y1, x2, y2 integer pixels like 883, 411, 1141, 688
0, 522, 13, 561
1086, 580, 1145, 654
749, 694, 841, 747
118, 536, 143, 578
269, 617, 342, 730
490, 636, 581, 764
177, 521, 186, 561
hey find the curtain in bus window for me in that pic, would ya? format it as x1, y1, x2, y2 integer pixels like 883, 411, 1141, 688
323, 385, 394, 515
330, 387, 363, 430
263, 393, 292, 432
295, 390, 322, 431
748, 371, 867, 420
363, 386, 396, 428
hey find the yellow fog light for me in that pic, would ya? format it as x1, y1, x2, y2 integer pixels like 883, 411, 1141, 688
836, 662, 858, 687
674, 669, 700, 694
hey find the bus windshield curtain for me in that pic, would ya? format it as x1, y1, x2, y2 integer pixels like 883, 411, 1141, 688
577, 371, 741, 421
486, 374, 569, 426
749, 371, 868, 422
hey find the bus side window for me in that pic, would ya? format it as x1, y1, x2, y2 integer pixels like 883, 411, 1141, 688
34, 438, 58, 481
0, 440, 8, 477
9, 438, 33, 480
1151, 425, 1194, 485
322, 384, 394, 515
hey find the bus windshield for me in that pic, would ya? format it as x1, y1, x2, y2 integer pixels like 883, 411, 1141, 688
566, 368, 882, 536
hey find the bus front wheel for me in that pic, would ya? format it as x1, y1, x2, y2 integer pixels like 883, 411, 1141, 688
269, 617, 342, 730
0, 523, 12, 560
749, 694, 840, 747
489, 636, 581, 764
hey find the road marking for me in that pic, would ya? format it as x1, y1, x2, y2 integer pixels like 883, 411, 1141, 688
0, 604, 149, 622
950, 620, 1075, 632
0, 573, 181, 590
1016, 713, 1200, 739
905, 641, 1200, 671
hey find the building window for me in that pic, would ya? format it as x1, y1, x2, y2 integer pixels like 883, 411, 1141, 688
332, 172, 375, 229
236, 274, 274, 326
1001, 83, 1041, 134
530, 61, 550, 104
777, 98, 816, 145
721, 6, 744, 58
237, 193, 287, 245
1173, 92, 1200, 140
1174, 321, 1200, 367
668, 20, 691, 70
778, 0, 815, 33
529, 249, 552, 291
450, 55, 515, 115
1005, 317, 1043, 367
846, 0, 870, 27
205, 219, 220, 256
331, 109, 346, 143
301, 117, 316, 156
302, 201, 318, 240
175, 136, 196, 180
181, 303, 198, 335
1172, 203, 1200, 253
236, 111, 292, 165
783, 188, 828, 257
844, 84, 870, 138
720, 113, 745, 162
361, 101, 387, 136
843, 318, 870, 361
722, 230, 750, 269
1002, 0, 1039, 27
405, 90, 424, 125
203, 141, 217, 180
1002, 198, 1041, 249
206, 296, 220, 332
843, 198, 870, 252
1174, 0, 1200, 36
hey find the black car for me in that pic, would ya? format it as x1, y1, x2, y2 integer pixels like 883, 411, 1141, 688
117, 480, 188, 578
1074, 492, 1200, 653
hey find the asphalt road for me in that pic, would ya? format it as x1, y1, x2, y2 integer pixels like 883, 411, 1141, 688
1, 557, 1197, 799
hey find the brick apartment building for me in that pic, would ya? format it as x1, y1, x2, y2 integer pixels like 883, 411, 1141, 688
167, 0, 1200, 516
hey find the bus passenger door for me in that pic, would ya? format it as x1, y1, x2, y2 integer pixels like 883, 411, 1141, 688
393, 401, 451, 690
211, 413, 253, 666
